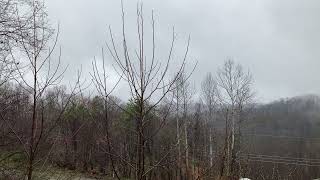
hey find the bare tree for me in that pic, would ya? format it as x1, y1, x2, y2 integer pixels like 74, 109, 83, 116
5, 1, 81, 179
201, 72, 218, 168
175, 72, 194, 178
216, 59, 253, 177
90, 48, 121, 179
106, 3, 194, 180
172, 73, 182, 179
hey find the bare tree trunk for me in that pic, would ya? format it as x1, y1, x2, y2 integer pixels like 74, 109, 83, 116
209, 127, 213, 167
230, 108, 235, 175
135, 98, 145, 180
26, 6, 38, 178
184, 121, 189, 173
176, 108, 181, 180
104, 99, 120, 179
26, 92, 36, 179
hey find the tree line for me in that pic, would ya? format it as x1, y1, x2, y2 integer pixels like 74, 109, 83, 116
1, 1, 319, 180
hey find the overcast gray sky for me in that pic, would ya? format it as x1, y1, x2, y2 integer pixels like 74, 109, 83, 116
45, 0, 320, 103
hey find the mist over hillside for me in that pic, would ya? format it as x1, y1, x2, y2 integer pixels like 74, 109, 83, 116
250, 94, 320, 136
1, 0, 320, 180
239, 95, 320, 179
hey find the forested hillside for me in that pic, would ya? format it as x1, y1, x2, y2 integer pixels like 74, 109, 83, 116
240, 95, 320, 179
1, 0, 320, 180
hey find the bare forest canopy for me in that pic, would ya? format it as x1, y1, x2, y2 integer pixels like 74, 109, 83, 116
0, 1, 320, 180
